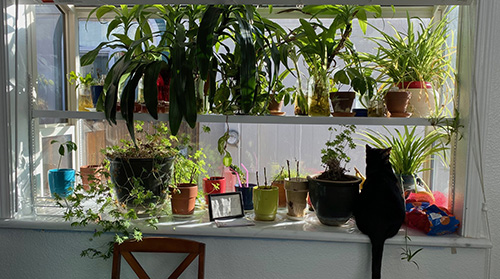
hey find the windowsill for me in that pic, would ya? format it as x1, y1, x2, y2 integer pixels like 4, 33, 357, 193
0, 209, 492, 249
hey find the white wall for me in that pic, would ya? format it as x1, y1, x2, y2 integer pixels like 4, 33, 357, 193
0, 228, 488, 279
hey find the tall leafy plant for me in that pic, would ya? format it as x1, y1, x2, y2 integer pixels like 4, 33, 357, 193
196, 5, 286, 115
81, 5, 205, 141
362, 12, 454, 88
360, 126, 448, 175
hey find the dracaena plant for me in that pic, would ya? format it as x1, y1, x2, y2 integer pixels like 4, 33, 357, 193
196, 5, 287, 115
81, 5, 205, 142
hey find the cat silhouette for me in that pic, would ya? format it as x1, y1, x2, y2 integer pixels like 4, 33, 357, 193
353, 145, 406, 279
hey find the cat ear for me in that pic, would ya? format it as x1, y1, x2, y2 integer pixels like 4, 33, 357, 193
366, 144, 372, 150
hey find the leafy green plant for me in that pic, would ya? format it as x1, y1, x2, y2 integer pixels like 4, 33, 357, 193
68, 71, 93, 89
362, 12, 454, 88
281, 5, 381, 115
81, 5, 204, 141
55, 122, 207, 260
197, 5, 286, 115
50, 140, 77, 169
318, 124, 357, 181
359, 126, 449, 175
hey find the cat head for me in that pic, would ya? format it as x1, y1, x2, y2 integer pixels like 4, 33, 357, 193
366, 145, 392, 164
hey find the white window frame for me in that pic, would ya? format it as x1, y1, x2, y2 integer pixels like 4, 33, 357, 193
0, 1, 489, 242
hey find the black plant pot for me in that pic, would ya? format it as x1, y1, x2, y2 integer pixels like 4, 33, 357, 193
109, 157, 175, 205
308, 174, 361, 226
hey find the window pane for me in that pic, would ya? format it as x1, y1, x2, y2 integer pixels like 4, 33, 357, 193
35, 6, 66, 124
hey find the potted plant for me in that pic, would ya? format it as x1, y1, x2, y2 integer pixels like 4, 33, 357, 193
285, 5, 381, 116
48, 140, 77, 198
360, 126, 448, 193
334, 48, 378, 117
384, 87, 412, 117
308, 124, 362, 226
103, 122, 178, 208
81, 5, 204, 140
196, 5, 286, 116
283, 160, 309, 220
262, 70, 294, 116
169, 146, 207, 216
253, 169, 279, 221
362, 13, 454, 117
230, 165, 256, 210
68, 71, 93, 111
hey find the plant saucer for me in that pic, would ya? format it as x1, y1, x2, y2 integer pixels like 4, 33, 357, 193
389, 112, 412, 118
270, 111, 286, 116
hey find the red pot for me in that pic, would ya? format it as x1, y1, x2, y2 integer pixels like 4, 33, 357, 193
396, 81, 432, 89
170, 183, 198, 215
202, 177, 226, 203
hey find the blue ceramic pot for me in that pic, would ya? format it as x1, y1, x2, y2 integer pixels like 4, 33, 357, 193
236, 183, 256, 210
91, 85, 103, 107
48, 169, 75, 198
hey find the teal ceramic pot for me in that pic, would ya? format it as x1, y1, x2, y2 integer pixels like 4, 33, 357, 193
48, 168, 75, 198
308, 174, 361, 226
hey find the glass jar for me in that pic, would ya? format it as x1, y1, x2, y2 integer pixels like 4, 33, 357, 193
78, 86, 93, 111
307, 75, 331, 116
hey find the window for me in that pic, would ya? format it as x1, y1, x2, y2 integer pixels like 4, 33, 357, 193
2, 3, 480, 239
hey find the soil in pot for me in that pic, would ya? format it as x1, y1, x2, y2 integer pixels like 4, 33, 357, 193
329, 91, 356, 117
308, 174, 361, 226
109, 157, 174, 205
169, 183, 198, 215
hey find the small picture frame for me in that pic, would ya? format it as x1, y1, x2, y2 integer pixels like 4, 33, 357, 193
208, 192, 245, 221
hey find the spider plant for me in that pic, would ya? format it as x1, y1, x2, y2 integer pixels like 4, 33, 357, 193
362, 12, 455, 88
359, 126, 448, 176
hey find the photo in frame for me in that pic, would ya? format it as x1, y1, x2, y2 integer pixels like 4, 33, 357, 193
208, 192, 245, 221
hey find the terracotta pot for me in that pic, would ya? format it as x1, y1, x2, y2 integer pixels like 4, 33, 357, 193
271, 180, 287, 208
268, 97, 283, 112
329, 91, 356, 116
202, 176, 226, 204
79, 165, 101, 191
170, 183, 198, 215
284, 178, 309, 219
396, 81, 435, 118
385, 90, 412, 117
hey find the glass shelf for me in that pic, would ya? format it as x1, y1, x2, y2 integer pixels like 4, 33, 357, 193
33, 109, 444, 126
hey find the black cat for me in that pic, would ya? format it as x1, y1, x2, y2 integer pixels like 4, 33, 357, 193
353, 145, 405, 279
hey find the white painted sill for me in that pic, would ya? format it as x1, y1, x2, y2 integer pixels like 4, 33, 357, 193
0, 209, 491, 249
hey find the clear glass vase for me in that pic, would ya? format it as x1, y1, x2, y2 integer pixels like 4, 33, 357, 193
307, 75, 331, 117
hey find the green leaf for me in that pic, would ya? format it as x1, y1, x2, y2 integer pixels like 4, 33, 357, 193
196, 6, 223, 79
81, 41, 112, 66
334, 70, 349, 85
223, 152, 232, 167
235, 13, 257, 113
95, 5, 116, 20
143, 61, 166, 119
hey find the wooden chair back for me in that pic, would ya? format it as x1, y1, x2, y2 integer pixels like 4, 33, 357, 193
111, 237, 205, 279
